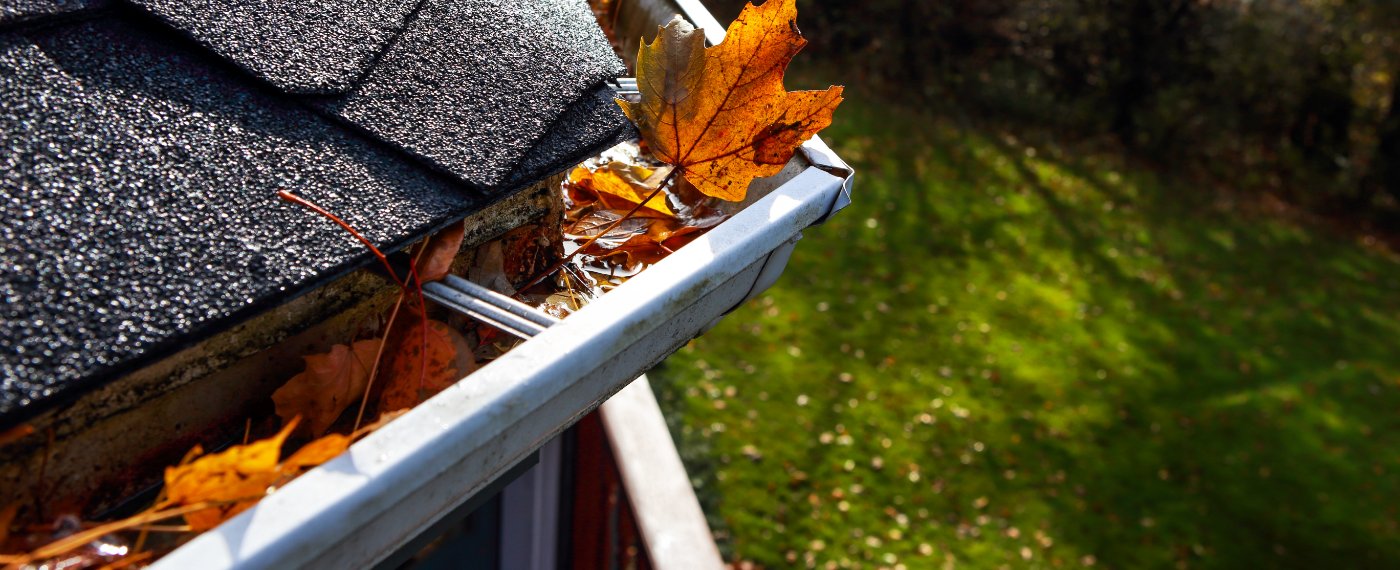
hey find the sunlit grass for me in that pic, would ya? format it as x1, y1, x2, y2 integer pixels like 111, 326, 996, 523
651, 90, 1400, 568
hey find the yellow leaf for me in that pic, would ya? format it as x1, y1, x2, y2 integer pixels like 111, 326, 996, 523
279, 433, 351, 474
163, 420, 298, 531
619, 0, 843, 201
568, 162, 674, 216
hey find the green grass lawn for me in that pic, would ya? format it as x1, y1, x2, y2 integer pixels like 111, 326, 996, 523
649, 91, 1400, 568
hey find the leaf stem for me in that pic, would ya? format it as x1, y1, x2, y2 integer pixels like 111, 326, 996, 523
354, 294, 403, 434
406, 248, 430, 397
279, 189, 434, 432
277, 191, 406, 289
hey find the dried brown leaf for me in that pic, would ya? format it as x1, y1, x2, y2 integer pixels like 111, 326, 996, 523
272, 339, 384, 436
416, 221, 466, 283
565, 210, 655, 246
380, 319, 474, 412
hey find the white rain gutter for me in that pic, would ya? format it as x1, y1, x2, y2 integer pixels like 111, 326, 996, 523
153, 5, 852, 569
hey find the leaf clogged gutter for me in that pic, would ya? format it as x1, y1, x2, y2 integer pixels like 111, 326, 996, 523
0, 1, 844, 566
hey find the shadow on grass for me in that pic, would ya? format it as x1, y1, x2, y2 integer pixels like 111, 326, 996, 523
652, 91, 1400, 568
984, 130, 1400, 567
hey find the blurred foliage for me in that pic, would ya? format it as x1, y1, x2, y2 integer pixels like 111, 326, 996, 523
702, 0, 1400, 224
652, 89, 1400, 568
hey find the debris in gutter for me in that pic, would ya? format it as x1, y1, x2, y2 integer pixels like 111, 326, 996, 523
0, 0, 842, 564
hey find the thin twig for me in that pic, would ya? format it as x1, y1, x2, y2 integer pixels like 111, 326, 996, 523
351, 233, 433, 433
133, 513, 153, 555
130, 525, 193, 533
561, 267, 580, 311
354, 294, 403, 434
279, 189, 435, 432
405, 245, 430, 396
11, 502, 220, 565
35, 427, 53, 522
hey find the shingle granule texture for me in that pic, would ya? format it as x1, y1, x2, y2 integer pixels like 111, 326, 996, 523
0, 0, 105, 26
129, 0, 423, 94
0, 0, 630, 427
508, 85, 636, 188
312, 0, 627, 190
0, 0, 107, 27
0, 18, 481, 422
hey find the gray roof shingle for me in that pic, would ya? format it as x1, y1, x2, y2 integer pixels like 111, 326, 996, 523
128, 0, 421, 94
508, 84, 636, 187
310, 0, 626, 189
0, 0, 629, 426
0, 0, 105, 27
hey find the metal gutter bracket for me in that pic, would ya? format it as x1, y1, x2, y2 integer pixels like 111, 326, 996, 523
800, 136, 855, 225
609, 77, 639, 96
422, 275, 559, 339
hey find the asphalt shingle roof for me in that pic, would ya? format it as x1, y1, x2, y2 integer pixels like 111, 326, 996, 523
311, 0, 626, 188
509, 85, 632, 187
130, 0, 422, 94
0, 0, 104, 26
0, 0, 631, 426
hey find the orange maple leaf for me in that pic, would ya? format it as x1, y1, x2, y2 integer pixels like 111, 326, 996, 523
619, 0, 843, 202
380, 318, 475, 411
272, 339, 383, 436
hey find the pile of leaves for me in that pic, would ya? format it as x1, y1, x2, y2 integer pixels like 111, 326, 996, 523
548, 142, 723, 297
0, 0, 839, 566
545, 0, 843, 303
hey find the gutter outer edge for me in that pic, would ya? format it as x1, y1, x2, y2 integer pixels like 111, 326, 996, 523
152, 160, 848, 569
